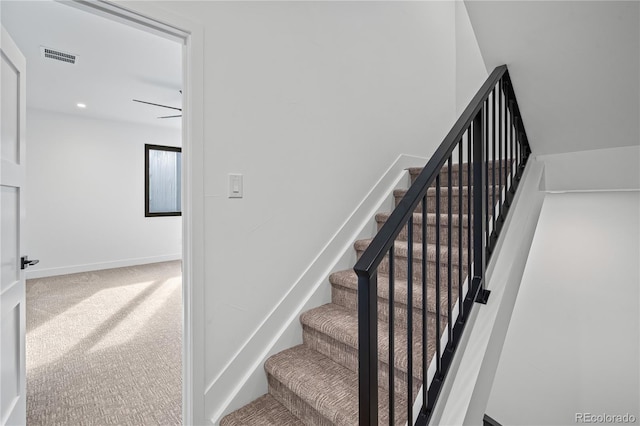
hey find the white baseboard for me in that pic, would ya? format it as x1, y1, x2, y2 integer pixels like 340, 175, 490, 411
25, 254, 182, 279
206, 154, 429, 424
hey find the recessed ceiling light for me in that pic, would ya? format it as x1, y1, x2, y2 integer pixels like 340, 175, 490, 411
77, 103, 87, 108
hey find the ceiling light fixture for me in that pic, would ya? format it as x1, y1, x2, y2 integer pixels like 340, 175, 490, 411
77, 103, 86, 108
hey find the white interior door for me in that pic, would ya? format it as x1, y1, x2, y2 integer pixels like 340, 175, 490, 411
0, 26, 27, 426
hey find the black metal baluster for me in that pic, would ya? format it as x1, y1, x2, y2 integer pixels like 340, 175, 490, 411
447, 156, 453, 347
473, 109, 488, 303
407, 216, 414, 424
516, 125, 524, 173
389, 245, 395, 425
511, 104, 515, 189
491, 87, 496, 243
498, 80, 503, 221
513, 116, 520, 180
511, 104, 515, 194
509, 107, 518, 194
516, 118, 522, 175
467, 130, 472, 314
503, 81, 509, 203
357, 271, 378, 426
505, 98, 511, 198
513, 109, 516, 183
484, 102, 490, 259
435, 175, 442, 376
421, 194, 428, 412
458, 139, 463, 321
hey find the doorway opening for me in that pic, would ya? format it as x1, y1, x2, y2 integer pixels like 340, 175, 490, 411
1, 0, 194, 423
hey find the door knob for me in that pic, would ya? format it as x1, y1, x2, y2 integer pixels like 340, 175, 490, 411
21, 256, 39, 270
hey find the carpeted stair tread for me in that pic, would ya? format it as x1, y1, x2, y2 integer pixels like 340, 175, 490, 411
354, 238, 467, 265
301, 304, 361, 353
265, 345, 407, 426
219, 394, 304, 426
300, 303, 437, 392
300, 303, 431, 374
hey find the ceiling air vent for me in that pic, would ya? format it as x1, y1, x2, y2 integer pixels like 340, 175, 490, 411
40, 46, 77, 65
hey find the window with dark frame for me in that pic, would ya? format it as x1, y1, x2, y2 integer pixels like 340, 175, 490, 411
145, 144, 182, 217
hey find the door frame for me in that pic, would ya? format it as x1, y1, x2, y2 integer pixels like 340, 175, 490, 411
59, 1, 206, 423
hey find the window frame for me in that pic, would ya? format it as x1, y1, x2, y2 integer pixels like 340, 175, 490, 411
145, 143, 182, 217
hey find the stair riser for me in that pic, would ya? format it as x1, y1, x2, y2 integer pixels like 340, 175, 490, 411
303, 326, 421, 399
356, 251, 469, 285
331, 283, 457, 325
269, 366, 407, 426
379, 220, 470, 247
394, 192, 499, 216
410, 163, 512, 186
267, 375, 333, 426
379, 260, 467, 287
416, 169, 471, 186
303, 322, 446, 396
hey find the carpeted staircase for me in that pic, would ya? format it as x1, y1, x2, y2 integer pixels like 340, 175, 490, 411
221, 162, 506, 426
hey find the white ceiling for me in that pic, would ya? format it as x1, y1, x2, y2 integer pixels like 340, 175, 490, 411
465, 1, 639, 156
1, 0, 182, 129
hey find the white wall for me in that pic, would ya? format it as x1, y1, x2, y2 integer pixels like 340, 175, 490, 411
465, 1, 640, 156
486, 191, 640, 425
25, 108, 182, 278
433, 160, 546, 426
538, 145, 640, 191
141, 1, 458, 421
435, 144, 639, 424
455, 0, 487, 114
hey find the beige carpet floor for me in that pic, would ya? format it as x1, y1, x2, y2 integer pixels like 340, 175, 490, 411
26, 261, 182, 425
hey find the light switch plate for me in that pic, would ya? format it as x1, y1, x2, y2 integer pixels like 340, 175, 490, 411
228, 173, 243, 198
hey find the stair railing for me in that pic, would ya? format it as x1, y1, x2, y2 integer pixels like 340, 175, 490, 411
354, 65, 531, 425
